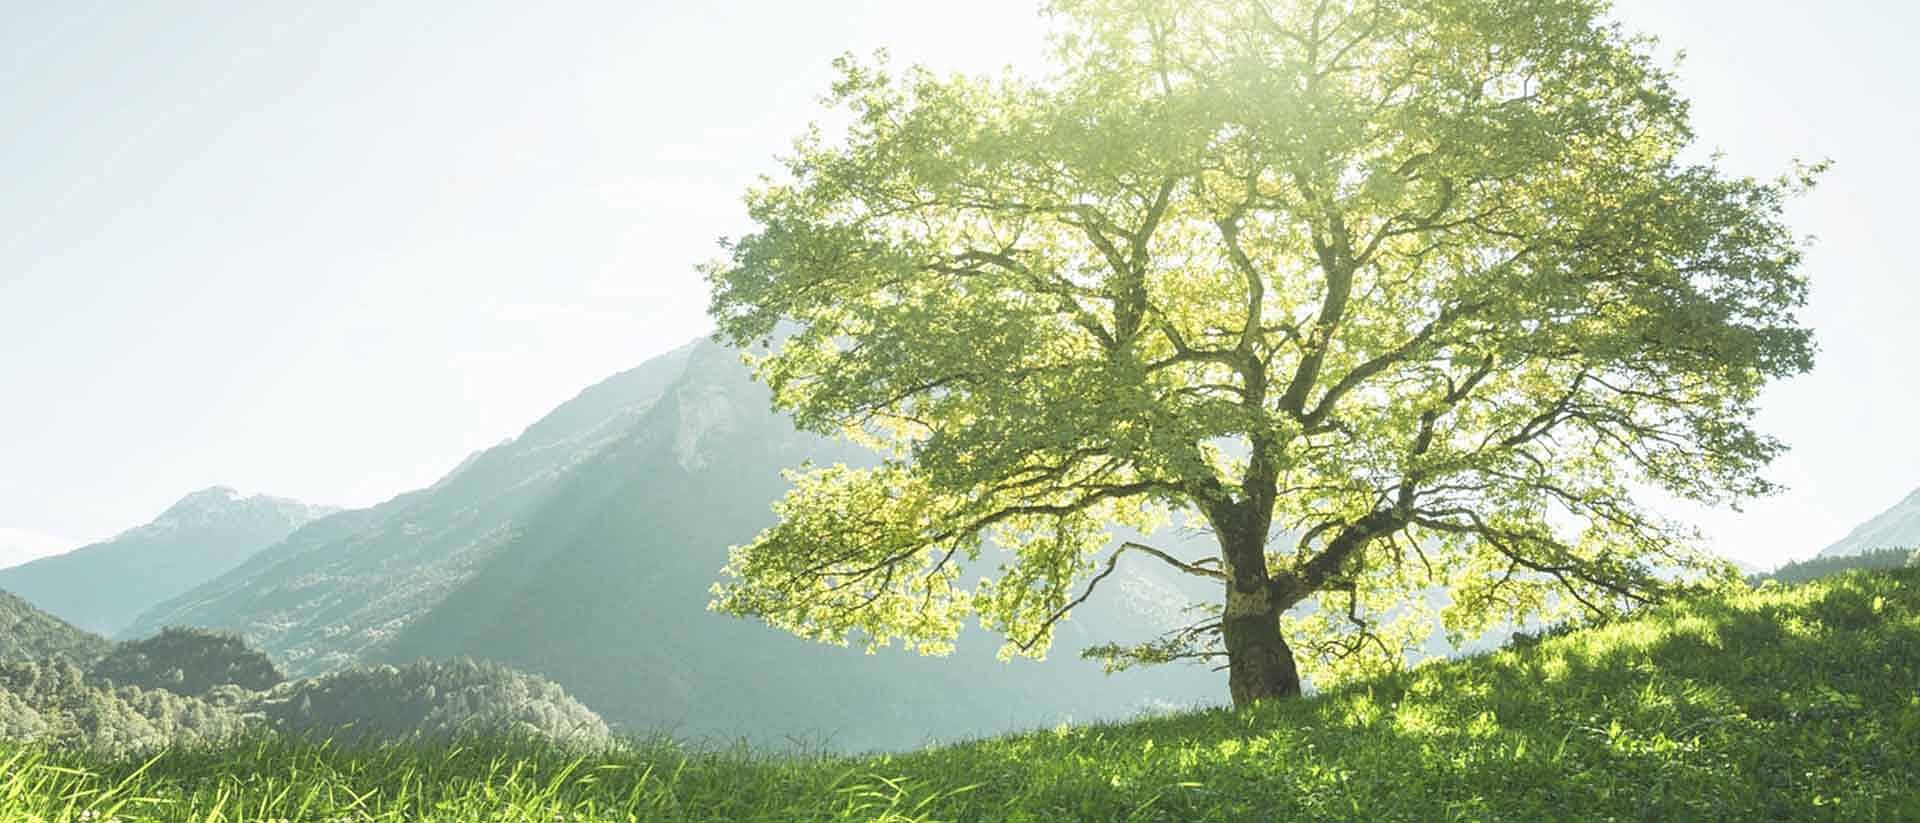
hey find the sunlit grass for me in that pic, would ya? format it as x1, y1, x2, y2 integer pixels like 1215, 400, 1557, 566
4, 569, 1918, 821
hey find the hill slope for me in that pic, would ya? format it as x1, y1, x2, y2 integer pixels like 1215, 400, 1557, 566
0, 489, 334, 637
1820, 486, 1920, 558
0, 590, 111, 664
6, 569, 1915, 821
122, 343, 699, 660
125, 339, 1222, 750
374, 340, 1219, 749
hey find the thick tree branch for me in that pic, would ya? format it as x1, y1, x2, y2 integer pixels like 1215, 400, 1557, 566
1015, 539, 1225, 653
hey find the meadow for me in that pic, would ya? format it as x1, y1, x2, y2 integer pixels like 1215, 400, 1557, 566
3, 568, 1916, 822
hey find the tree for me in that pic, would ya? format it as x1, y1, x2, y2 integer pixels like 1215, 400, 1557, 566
705, 0, 1817, 706
253, 659, 612, 744
91, 627, 285, 697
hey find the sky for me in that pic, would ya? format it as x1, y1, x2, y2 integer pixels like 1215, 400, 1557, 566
0, 0, 1913, 570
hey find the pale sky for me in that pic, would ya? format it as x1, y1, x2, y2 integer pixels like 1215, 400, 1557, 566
1, 1, 1913, 570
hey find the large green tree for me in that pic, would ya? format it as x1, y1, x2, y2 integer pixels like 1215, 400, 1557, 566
705, 0, 1817, 706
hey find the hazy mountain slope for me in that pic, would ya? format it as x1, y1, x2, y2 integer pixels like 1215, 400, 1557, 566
0, 529, 70, 572
123, 339, 1220, 749
1819, 486, 1920, 558
0, 489, 333, 637
122, 343, 699, 663
0, 590, 112, 664
377, 340, 1222, 749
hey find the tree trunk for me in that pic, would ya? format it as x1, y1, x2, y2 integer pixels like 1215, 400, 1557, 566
1222, 594, 1302, 706
1216, 517, 1303, 707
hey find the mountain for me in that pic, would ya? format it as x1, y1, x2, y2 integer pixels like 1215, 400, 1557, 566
129, 339, 1222, 750
0, 489, 335, 637
1818, 486, 1920, 559
124, 343, 699, 666
0, 590, 112, 664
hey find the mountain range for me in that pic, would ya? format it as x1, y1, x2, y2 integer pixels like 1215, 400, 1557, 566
0, 489, 335, 637
123, 339, 1221, 750
1819, 486, 1920, 559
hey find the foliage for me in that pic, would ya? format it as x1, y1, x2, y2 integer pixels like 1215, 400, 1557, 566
253, 658, 613, 745
705, 0, 1818, 699
89, 627, 285, 697
0, 591, 112, 666
1750, 546, 1916, 587
1, 630, 611, 755
2, 569, 1914, 821
0, 660, 253, 757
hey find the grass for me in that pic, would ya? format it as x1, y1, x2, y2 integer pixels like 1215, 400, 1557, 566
4, 568, 1919, 822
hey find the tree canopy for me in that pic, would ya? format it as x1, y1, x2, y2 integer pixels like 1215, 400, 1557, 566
706, 0, 1817, 705
92, 627, 286, 697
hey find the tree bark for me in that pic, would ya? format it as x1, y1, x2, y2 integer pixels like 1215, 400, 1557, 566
1215, 512, 1303, 707
1222, 591, 1302, 706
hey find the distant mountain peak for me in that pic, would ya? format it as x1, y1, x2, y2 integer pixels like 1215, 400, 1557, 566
0, 487, 339, 636
153, 487, 340, 526
1819, 484, 1920, 558
165, 486, 242, 512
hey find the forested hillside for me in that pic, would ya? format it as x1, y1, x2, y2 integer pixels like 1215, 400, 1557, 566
0, 590, 112, 664
0, 619, 610, 755
1753, 546, 1916, 586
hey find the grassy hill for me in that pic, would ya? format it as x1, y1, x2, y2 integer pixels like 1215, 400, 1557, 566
3, 568, 1916, 821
